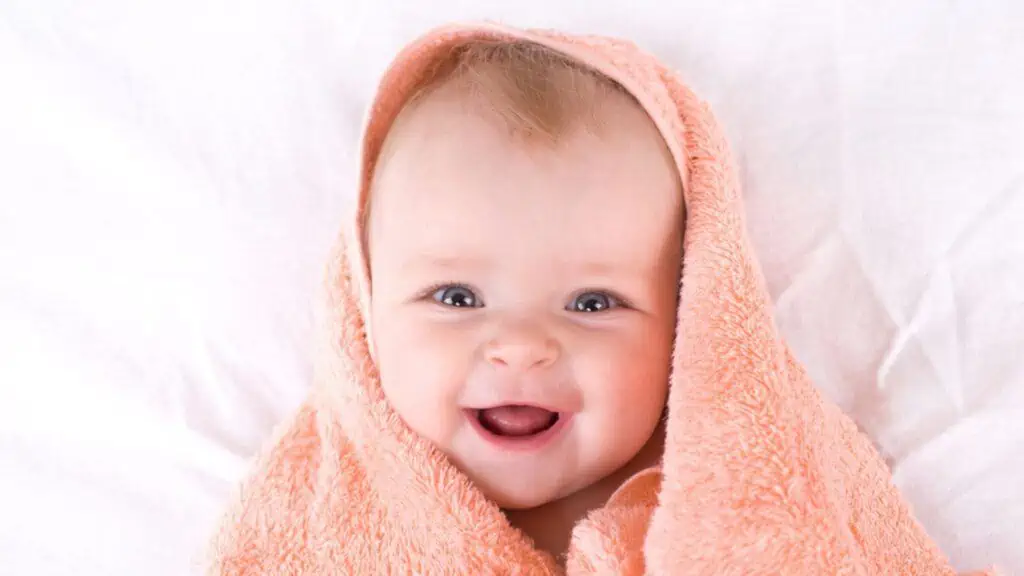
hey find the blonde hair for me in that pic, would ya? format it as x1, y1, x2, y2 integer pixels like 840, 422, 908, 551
405, 39, 633, 141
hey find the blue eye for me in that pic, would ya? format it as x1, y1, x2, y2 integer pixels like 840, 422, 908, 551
432, 285, 481, 308
568, 291, 620, 313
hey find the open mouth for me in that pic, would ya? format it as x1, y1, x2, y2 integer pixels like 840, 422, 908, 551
474, 405, 560, 437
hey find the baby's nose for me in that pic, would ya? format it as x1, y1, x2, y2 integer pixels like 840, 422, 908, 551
483, 323, 560, 370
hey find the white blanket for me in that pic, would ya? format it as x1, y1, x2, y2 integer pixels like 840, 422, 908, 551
1, 1, 1021, 573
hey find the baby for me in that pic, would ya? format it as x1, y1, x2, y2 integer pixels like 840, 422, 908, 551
364, 40, 683, 560
209, 23, 980, 575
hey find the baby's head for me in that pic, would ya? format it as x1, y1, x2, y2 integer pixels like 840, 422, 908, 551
366, 41, 683, 509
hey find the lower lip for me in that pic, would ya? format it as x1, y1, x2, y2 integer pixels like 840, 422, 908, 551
465, 409, 573, 452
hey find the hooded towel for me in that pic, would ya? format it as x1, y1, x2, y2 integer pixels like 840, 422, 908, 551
206, 21, 992, 575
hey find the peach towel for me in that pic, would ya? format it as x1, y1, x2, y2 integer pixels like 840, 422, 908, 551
206, 22, 995, 575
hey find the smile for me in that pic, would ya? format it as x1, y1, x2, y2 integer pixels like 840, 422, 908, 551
465, 405, 572, 452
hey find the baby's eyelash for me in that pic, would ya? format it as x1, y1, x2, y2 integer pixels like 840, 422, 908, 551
571, 289, 635, 310
417, 282, 470, 300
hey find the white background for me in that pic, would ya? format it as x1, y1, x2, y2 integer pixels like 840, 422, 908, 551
1, 0, 1021, 573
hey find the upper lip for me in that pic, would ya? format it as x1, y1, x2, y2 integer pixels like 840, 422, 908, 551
463, 402, 572, 413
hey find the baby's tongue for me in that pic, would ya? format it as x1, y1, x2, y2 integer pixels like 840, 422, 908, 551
478, 406, 556, 437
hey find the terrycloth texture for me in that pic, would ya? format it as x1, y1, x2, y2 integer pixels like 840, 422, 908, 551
206, 22, 993, 575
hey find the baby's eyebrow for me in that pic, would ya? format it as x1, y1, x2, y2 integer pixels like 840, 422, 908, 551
404, 254, 490, 272
559, 256, 655, 279
574, 260, 632, 277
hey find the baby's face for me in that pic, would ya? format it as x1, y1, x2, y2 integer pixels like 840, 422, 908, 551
368, 89, 682, 509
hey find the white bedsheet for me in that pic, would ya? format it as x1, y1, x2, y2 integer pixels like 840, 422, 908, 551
1, 1, 1021, 573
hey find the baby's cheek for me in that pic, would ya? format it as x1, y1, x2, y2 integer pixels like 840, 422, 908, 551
575, 324, 670, 409
378, 319, 474, 445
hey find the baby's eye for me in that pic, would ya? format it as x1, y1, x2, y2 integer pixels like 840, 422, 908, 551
568, 291, 621, 313
432, 285, 482, 308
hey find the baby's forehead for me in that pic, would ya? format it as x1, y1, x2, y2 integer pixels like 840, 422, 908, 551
367, 95, 683, 276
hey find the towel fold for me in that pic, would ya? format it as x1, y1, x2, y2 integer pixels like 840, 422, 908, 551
206, 21, 995, 575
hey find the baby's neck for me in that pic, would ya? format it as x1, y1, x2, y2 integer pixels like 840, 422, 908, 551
503, 422, 665, 563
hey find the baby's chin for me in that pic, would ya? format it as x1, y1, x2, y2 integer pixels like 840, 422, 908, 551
465, 466, 596, 511
488, 487, 561, 511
